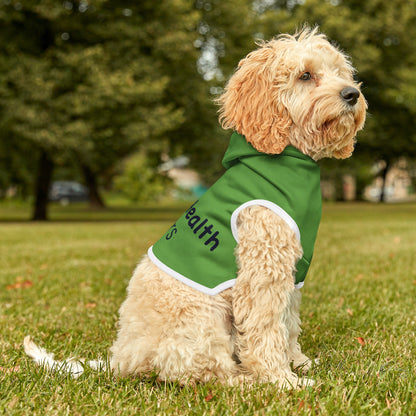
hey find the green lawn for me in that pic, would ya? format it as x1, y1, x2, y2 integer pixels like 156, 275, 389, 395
1, 202, 415, 415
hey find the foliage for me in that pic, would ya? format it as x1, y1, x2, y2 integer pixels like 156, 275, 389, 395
0, 0, 200, 218
0, 0, 257, 215
1, 203, 416, 414
0, 0, 190, 170
167, 0, 255, 182
114, 152, 169, 203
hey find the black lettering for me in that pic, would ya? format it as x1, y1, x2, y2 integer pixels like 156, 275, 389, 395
205, 231, 219, 251
165, 223, 177, 240
166, 227, 177, 240
188, 215, 200, 229
199, 224, 213, 239
186, 207, 196, 219
179, 202, 221, 251
193, 218, 207, 234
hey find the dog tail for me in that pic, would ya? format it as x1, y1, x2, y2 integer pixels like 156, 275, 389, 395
23, 336, 106, 378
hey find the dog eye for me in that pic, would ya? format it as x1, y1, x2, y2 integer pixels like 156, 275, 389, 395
299, 72, 312, 81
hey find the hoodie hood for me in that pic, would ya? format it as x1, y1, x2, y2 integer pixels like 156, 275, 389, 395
222, 132, 314, 170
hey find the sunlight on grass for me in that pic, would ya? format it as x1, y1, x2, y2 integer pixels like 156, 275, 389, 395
1, 202, 415, 415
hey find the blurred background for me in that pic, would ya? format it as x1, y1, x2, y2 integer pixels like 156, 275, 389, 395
0, 0, 415, 220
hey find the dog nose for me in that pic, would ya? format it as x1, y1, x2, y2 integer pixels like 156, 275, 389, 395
340, 87, 360, 106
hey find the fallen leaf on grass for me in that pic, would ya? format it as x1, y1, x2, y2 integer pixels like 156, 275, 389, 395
6, 280, 33, 290
354, 274, 364, 281
204, 390, 214, 402
85, 302, 97, 309
354, 337, 366, 346
346, 308, 353, 316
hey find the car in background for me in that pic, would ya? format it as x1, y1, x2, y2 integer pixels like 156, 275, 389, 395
49, 181, 89, 205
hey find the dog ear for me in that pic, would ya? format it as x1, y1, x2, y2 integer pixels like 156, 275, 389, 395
218, 45, 291, 154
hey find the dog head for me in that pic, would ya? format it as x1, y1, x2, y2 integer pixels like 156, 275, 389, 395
218, 27, 367, 160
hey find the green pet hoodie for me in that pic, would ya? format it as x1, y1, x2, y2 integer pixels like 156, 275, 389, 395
148, 132, 322, 295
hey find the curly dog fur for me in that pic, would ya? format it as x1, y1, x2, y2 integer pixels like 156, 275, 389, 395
25, 27, 366, 388
109, 27, 367, 388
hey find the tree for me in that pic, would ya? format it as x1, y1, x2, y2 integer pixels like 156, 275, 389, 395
0, 1, 195, 219
0, 0, 257, 218
156, 0, 255, 183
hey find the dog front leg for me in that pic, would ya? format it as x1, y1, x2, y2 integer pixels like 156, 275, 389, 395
232, 205, 312, 388
285, 289, 316, 373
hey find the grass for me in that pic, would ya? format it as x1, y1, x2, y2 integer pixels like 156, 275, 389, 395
1, 201, 415, 415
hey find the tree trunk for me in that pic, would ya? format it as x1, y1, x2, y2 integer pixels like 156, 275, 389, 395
32, 150, 54, 221
379, 159, 390, 203
80, 163, 106, 209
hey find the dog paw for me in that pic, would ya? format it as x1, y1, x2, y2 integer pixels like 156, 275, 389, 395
279, 374, 315, 389
298, 377, 315, 388
293, 356, 319, 373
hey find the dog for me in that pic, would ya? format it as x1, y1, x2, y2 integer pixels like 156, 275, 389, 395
25, 27, 366, 388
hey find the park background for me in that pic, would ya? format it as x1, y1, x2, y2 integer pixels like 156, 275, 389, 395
1, 1, 416, 415
1, 0, 416, 219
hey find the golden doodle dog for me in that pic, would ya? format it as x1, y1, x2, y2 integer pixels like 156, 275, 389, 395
25, 27, 366, 388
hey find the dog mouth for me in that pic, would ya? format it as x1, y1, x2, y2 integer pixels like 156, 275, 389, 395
320, 117, 344, 134
318, 114, 358, 159
319, 92, 366, 131
321, 107, 362, 132
321, 118, 335, 130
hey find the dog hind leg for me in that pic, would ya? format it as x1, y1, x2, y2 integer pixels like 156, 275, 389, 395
110, 258, 241, 384
152, 309, 241, 384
